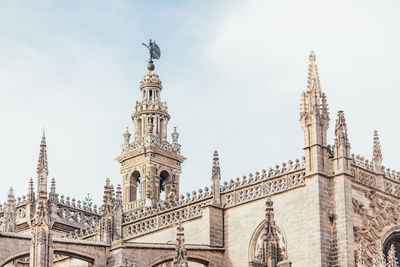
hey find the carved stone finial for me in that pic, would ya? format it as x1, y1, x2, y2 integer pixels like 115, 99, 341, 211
172, 127, 179, 143
49, 178, 56, 202
257, 196, 285, 266
334, 111, 350, 148
7, 187, 15, 208
307, 51, 321, 93
123, 127, 131, 143
387, 244, 399, 267
211, 150, 221, 206
116, 184, 122, 201
372, 130, 383, 171
174, 222, 188, 267
28, 177, 35, 202
37, 132, 49, 176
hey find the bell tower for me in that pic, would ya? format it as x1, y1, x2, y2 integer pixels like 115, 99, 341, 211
117, 40, 186, 207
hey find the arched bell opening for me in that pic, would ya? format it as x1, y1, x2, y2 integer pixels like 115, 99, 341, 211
159, 170, 170, 201
128, 170, 141, 202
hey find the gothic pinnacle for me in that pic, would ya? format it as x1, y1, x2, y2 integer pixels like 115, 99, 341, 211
211, 150, 222, 206
212, 150, 221, 180
37, 132, 49, 176
335, 111, 348, 142
372, 130, 383, 169
307, 51, 321, 93
7, 187, 14, 202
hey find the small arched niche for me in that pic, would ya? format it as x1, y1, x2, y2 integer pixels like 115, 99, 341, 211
248, 219, 290, 267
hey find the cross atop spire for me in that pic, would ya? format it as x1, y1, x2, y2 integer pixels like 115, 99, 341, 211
37, 132, 48, 176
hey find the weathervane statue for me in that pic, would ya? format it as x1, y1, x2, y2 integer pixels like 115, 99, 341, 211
142, 39, 161, 71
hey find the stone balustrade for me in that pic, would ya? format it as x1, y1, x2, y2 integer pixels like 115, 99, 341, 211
123, 199, 146, 212
122, 137, 181, 155
351, 154, 400, 199
122, 157, 306, 239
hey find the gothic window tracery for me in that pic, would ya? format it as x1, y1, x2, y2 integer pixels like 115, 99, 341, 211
249, 198, 290, 267
384, 232, 400, 264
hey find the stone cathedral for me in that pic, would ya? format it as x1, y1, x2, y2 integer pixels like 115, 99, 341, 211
1, 50, 400, 267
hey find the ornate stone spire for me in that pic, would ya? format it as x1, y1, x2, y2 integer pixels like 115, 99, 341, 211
264, 197, 278, 243
37, 132, 48, 176
307, 51, 321, 92
174, 222, 188, 267
372, 130, 383, 171
102, 178, 112, 208
49, 178, 56, 202
35, 133, 50, 224
27, 177, 35, 203
332, 111, 351, 174
211, 150, 221, 206
387, 244, 399, 267
334, 111, 349, 145
4, 187, 16, 232
260, 197, 282, 266
299, 51, 330, 174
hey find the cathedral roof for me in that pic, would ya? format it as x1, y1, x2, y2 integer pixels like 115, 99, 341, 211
139, 71, 162, 90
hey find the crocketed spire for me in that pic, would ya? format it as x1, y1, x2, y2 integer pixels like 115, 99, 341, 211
307, 51, 321, 93
300, 51, 329, 119
211, 150, 221, 206
300, 52, 330, 174
37, 132, 48, 176
334, 111, 349, 146
174, 222, 188, 267
372, 130, 383, 165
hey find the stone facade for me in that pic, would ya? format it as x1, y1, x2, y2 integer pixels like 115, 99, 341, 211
1, 51, 400, 267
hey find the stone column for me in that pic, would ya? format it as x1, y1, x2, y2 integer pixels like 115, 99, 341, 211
30, 226, 53, 267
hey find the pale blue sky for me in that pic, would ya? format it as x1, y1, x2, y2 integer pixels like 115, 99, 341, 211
1, 0, 400, 205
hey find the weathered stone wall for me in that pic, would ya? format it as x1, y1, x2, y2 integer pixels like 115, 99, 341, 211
224, 185, 308, 267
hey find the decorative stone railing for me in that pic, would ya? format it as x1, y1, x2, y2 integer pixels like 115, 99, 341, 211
222, 169, 306, 208
55, 194, 100, 215
123, 198, 209, 239
123, 199, 146, 212
122, 157, 306, 239
61, 224, 98, 241
122, 137, 181, 155
351, 154, 400, 199
134, 100, 168, 114
53, 194, 100, 228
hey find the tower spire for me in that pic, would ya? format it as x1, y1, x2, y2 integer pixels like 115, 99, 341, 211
211, 150, 221, 206
307, 51, 321, 93
372, 130, 383, 171
37, 131, 48, 176
300, 51, 330, 174
332, 111, 351, 174
35, 132, 50, 223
